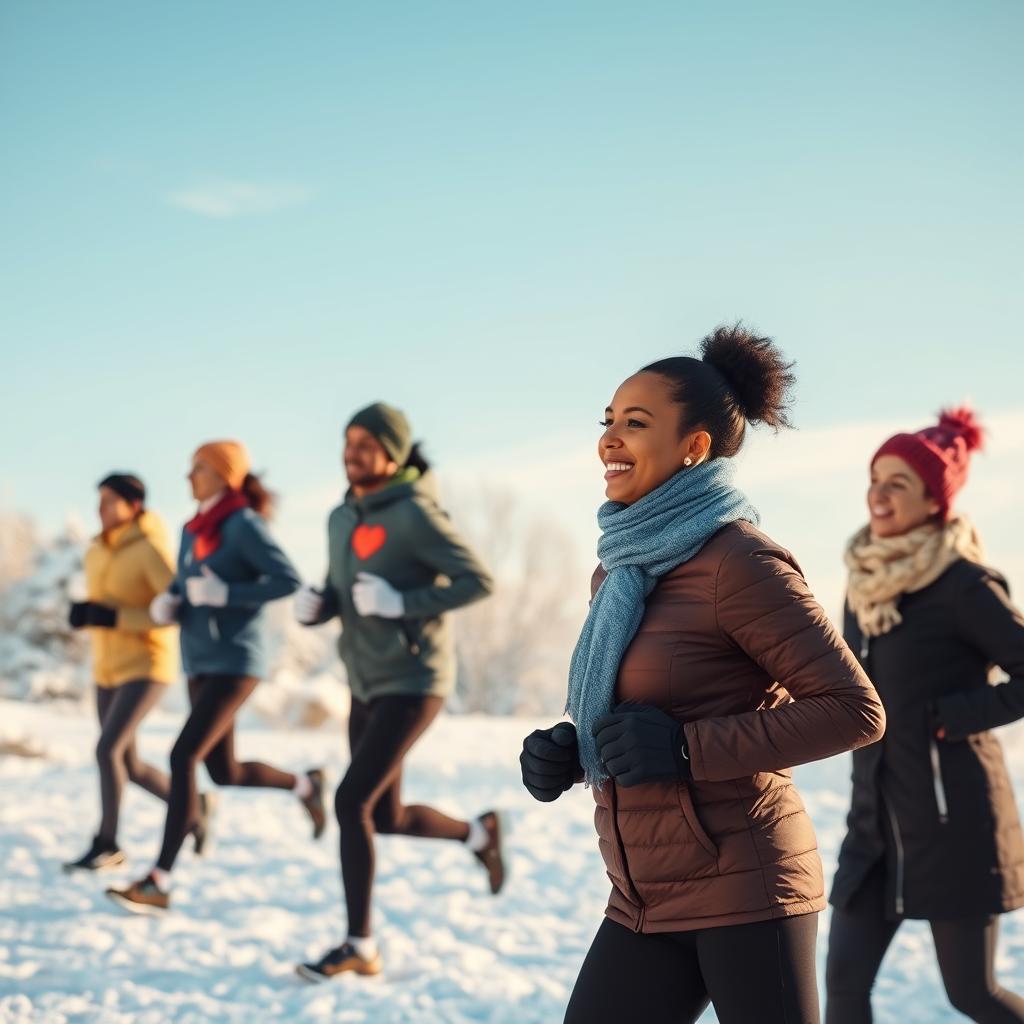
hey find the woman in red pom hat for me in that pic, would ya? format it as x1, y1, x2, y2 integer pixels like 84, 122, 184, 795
825, 408, 1024, 1022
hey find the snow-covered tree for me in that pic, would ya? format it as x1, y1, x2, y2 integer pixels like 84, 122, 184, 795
0, 505, 38, 591
447, 487, 587, 715
0, 513, 91, 702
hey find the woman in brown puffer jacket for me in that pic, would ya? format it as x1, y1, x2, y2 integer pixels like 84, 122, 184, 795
520, 325, 885, 1024
825, 409, 1024, 1024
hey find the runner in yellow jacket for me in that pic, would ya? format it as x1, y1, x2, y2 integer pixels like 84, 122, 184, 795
64, 473, 211, 871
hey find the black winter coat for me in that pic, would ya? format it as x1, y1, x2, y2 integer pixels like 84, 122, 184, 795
830, 558, 1024, 920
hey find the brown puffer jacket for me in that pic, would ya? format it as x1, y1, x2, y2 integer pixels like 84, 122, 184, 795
592, 521, 885, 934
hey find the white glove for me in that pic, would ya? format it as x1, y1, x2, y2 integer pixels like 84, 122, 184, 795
186, 566, 229, 608
294, 584, 324, 625
150, 591, 182, 626
352, 572, 404, 619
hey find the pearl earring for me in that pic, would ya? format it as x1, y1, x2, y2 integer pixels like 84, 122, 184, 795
684, 457, 693, 467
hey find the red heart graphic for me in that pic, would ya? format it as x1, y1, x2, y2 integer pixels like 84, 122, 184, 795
352, 524, 387, 560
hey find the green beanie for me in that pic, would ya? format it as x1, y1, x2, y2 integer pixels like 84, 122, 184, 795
347, 402, 413, 466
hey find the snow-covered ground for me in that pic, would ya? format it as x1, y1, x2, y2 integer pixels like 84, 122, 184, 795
2, 700, 1024, 1023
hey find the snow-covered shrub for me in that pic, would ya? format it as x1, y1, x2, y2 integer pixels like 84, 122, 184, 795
0, 513, 91, 702
447, 487, 587, 715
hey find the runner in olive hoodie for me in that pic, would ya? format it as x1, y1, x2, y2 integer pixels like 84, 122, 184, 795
293, 403, 500, 982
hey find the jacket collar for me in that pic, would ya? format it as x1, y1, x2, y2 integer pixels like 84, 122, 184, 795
345, 467, 424, 513
97, 517, 144, 550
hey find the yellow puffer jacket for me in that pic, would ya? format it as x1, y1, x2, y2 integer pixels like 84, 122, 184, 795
83, 510, 179, 686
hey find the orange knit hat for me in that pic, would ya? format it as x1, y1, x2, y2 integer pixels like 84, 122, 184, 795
193, 440, 251, 490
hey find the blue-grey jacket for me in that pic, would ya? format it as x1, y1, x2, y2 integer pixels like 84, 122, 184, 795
171, 508, 301, 679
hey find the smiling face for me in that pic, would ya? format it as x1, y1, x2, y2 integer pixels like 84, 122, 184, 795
868, 455, 942, 537
344, 425, 398, 495
97, 486, 138, 534
188, 457, 228, 502
598, 371, 711, 505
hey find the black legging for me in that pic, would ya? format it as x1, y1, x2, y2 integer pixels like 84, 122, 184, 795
825, 862, 1024, 1023
336, 695, 471, 937
565, 914, 821, 1024
95, 679, 171, 844
156, 675, 296, 871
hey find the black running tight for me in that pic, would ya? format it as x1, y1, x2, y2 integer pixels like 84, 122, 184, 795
565, 914, 821, 1024
95, 679, 170, 844
826, 864, 1024, 1023
156, 674, 296, 871
336, 695, 470, 937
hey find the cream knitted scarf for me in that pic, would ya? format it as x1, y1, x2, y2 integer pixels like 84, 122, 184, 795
845, 514, 984, 637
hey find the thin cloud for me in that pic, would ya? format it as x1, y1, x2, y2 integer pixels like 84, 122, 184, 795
165, 181, 313, 218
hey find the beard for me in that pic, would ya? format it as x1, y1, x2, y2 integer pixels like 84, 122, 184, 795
346, 463, 391, 490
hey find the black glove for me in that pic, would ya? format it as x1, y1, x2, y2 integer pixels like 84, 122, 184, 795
520, 722, 583, 802
592, 703, 691, 787
86, 603, 117, 628
68, 602, 117, 630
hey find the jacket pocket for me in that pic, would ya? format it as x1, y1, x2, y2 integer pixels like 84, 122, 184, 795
397, 620, 423, 657
358, 621, 421, 682
677, 784, 719, 860
209, 609, 253, 644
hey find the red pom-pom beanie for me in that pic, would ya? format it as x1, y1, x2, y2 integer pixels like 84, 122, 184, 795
872, 407, 984, 521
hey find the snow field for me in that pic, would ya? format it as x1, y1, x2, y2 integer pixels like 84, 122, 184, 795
2, 701, 1023, 1022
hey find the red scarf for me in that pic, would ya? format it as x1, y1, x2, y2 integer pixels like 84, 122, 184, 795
186, 490, 249, 561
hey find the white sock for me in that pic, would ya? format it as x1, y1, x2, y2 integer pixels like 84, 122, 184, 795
293, 773, 313, 800
347, 934, 378, 960
150, 867, 172, 891
465, 816, 489, 853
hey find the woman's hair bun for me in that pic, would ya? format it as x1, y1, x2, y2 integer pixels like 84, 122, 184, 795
700, 323, 796, 429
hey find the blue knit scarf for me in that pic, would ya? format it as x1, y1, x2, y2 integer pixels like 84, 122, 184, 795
566, 459, 759, 785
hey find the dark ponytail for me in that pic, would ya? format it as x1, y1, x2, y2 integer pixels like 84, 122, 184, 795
643, 322, 796, 459
404, 442, 431, 475
241, 473, 276, 519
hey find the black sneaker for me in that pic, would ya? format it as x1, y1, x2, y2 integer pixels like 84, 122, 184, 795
295, 941, 383, 983
472, 810, 506, 895
62, 836, 125, 873
193, 792, 218, 857
299, 768, 327, 840
106, 872, 170, 915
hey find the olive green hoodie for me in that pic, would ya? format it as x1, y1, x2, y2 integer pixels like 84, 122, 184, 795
315, 469, 493, 701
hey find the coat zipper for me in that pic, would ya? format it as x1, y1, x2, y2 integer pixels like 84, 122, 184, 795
608, 784, 646, 931
349, 503, 419, 657
184, 541, 221, 642
882, 794, 906, 916
929, 738, 949, 825
861, 631, 906, 915
344, 507, 364, 682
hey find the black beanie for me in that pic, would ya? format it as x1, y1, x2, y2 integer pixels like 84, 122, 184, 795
347, 402, 413, 465
98, 473, 146, 505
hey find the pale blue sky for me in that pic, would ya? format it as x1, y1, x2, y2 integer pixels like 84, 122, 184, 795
2, 2, 1022, 601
